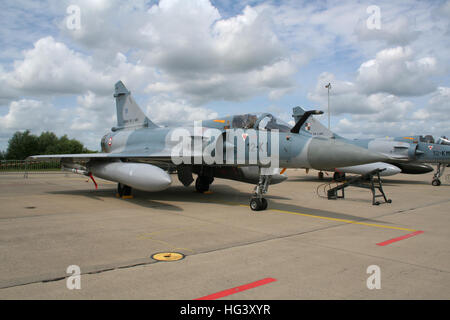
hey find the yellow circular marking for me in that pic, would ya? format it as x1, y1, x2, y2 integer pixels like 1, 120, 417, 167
151, 252, 185, 261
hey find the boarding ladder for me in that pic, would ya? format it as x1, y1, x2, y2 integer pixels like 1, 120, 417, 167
316, 169, 392, 205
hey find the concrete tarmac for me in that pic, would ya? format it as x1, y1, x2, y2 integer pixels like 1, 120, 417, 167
0, 169, 449, 299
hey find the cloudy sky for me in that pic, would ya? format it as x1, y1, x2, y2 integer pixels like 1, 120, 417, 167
0, 0, 449, 151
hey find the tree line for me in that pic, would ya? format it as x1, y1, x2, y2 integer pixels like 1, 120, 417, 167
0, 130, 96, 160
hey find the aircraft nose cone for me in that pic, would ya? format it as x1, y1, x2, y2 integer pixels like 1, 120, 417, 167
307, 138, 387, 169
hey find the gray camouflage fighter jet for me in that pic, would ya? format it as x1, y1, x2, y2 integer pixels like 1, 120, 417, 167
293, 107, 450, 186
30, 81, 386, 211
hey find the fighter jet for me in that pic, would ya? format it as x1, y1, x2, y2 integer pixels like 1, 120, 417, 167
292, 107, 450, 186
29, 81, 386, 211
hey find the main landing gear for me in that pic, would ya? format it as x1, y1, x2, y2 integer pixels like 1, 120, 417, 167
117, 183, 132, 197
195, 175, 214, 193
333, 172, 346, 182
432, 163, 446, 186
250, 168, 275, 211
318, 171, 324, 180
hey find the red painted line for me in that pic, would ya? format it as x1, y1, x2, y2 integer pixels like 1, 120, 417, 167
195, 278, 277, 300
376, 231, 424, 246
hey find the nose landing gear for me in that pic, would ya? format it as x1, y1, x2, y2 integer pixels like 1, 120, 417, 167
250, 168, 275, 211
432, 163, 445, 186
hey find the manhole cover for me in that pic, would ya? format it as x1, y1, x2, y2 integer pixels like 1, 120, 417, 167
151, 252, 185, 261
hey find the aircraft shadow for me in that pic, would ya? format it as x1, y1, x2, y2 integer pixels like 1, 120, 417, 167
287, 175, 438, 186
263, 201, 391, 224
136, 185, 389, 224
49, 183, 396, 225
286, 176, 333, 182
48, 189, 184, 212
381, 178, 437, 186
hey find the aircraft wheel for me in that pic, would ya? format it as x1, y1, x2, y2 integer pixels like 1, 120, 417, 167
123, 185, 132, 196
250, 198, 263, 211
318, 171, 324, 180
250, 198, 268, 211
117, 183, 124, 197
118, 183, 132, 196
195, 177, 210, 193
261, 198, 268, 210
432, 179, 441, 186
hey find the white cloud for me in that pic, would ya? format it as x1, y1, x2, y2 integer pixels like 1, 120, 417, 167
0, 96, 114, 150
4, 37, 110, 95
70, 91, 116, 131
324, 86, 450, 140
0, 36, 157, 99
308, 72, 374, 115
0, 99, 68, 131
356, 46, 437, 96
309, 72, 414, 119
146, 56, 298, 104
140, 1, 296, 103
428, 86, 450, 113
144, 96, 218, 126
0, 0, 300, 108
412, 87, 450, 122
355, 14, 420, 46
308, 44, 440, 123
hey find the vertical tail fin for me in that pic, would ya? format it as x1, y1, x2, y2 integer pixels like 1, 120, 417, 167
113, 81, 158, 130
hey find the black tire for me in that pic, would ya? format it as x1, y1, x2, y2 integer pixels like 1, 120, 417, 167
432, 179, 441, 186
250, 198, 262, 211
123, 185, 132, 196
195, 177, 210, 193
318, 172, 324, 180
117, 183, 124, 197
261, 198, 268, 210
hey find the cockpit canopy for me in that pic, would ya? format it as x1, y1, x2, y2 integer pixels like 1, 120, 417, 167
231, 113, 292, 132
417, 135, 450, 145
419, 135, 435, 143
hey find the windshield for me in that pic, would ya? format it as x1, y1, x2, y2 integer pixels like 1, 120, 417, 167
232, 113, 292, 132
232, 114, 258, 129
419, 135, 435, 143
